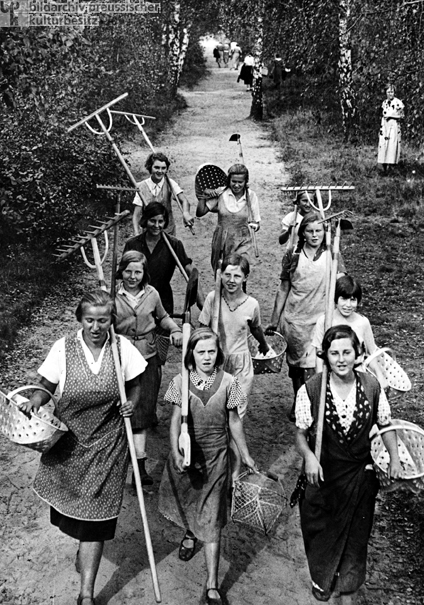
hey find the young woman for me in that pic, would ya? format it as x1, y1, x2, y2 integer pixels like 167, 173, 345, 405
295, 325, 401, 604
19, 290, 146, 605
159, 328, 257, 605
278, 190, 314, 248
196, 164, 260, 273
377, 85, 404, 175
267, 212, 345, 419
198, 254, 268, 479
312, 275, 385, 386
132, 151, 193, 236
115, 250, 182, 485
123, 202, 203, 363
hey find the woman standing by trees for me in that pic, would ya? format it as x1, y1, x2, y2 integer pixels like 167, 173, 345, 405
377, 85, 404, 175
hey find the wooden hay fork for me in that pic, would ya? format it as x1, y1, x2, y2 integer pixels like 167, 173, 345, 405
55, 212, 162, 604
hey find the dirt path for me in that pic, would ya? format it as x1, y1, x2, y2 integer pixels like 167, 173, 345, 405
0, 40, 393, 605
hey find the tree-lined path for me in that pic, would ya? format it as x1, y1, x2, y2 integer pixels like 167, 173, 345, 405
0, 40, 402, 605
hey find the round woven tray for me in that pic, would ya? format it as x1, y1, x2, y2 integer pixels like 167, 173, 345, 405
0, 385, 67, 454
248, 331, 287, 375
371, 419, 424, 493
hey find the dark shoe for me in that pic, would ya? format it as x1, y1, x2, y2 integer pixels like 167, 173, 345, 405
75, 549, 80, 573
206, 588, 223, 604
178, 531, 197, 561
287, 401, 296, 423
77, 597, 95, 605
132, 458, 153, 487
312, 585, 331, 601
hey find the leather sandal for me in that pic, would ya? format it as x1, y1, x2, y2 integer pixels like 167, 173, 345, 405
206, 587, 223, 604
178, 531, 197, 561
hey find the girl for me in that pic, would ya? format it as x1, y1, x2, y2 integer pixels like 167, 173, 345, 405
266, 212, 345, 420
279, 190, 314, 248
159, 327, 257, 605
312, 275, 385, 385
295, 325, 400, 603
123, 202, 203, 364
198, 254, 269, 479
115, 250, 182, 485
196, 164, 260, 273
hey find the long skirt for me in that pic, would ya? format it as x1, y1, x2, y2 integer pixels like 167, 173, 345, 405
159, 430, 229, 542
132, 354, 160, 430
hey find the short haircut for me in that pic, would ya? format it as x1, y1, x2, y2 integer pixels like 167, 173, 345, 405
139, 201, 170, 229
75, 289, 116, 324
116, 250, 150, 286
334, 275, 362, 304
184, 327, 225, 370
318, 325, 362, 366
144, 152, 170, 173
226, 163, 249, 187
221, 253, 250, 277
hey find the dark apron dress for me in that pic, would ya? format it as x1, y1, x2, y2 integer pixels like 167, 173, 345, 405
159, 370, 233, 542
33, 335, 129, 541
300, 372, 380, 595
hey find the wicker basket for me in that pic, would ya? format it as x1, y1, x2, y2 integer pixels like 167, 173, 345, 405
231, 470, 287, 534
248, 331, 287, 375
370, 419, 424, 493
0, 385, 67, 454
363, 348, 411, 392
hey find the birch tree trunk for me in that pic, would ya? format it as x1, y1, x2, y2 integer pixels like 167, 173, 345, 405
250, 2, 264, 120
338, 0, 357, 141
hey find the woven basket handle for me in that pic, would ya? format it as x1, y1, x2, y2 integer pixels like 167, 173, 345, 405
8, 385, 59, 410
363, 347, 394, 369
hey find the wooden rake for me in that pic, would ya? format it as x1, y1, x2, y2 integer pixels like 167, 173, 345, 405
314, 211, 354, 464
55, 213, 162, 604
114, 108, 195, 236
69, 95, 194, 281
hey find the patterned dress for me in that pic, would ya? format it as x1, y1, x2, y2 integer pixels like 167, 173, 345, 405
296, 372, 391, 595
377, 97, 404, 165
159, 369, 245, 542
33, 333, 145, 539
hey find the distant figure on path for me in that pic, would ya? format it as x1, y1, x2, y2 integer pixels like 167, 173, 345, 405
231, 42, 242, 70
222, 43, 230, 67
132, 152, 193, 236
377, 85, 404, 175
237, 52, 254, 91
270, 53, 283, 87
213, 45, 221, 67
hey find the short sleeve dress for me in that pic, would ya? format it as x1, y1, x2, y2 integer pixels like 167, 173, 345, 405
199, 292, 261, 417
159, 369, 245, 542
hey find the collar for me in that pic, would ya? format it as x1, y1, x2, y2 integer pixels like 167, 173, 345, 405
190, 368, 217, 390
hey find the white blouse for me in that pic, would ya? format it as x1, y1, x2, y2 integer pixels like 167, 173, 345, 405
38, 329, 147, 394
